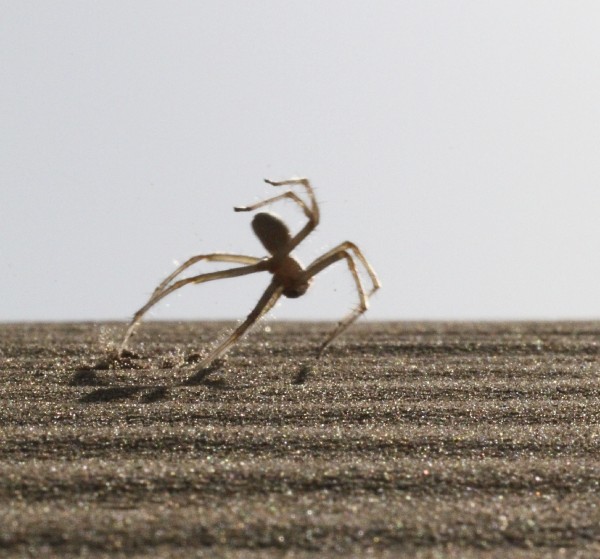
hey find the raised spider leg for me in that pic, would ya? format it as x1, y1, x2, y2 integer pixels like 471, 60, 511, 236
193, 280, 284, 372
234, 191, 312, 219
236, 178, 320, 255
304, 242, 381, 357
263, 177, 319, 224
119, 257, 266, 355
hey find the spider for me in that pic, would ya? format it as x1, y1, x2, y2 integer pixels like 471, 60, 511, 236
119, 177, 380, 370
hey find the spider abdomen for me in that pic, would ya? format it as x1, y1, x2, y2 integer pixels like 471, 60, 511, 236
252, 212, 292, 255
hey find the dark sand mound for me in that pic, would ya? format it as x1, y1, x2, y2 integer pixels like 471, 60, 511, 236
2, 321, 600, 558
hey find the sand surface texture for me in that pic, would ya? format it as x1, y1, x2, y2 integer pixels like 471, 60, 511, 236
2, 321, 600, 558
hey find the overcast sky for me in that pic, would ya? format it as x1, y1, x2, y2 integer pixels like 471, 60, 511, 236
3, 1, 600, 322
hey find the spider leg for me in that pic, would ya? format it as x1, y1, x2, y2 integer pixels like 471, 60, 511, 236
150, 254, 263, 301
309, 242, 381, 297
263, 178, 320, 253
234, 192, 312, 219
194, 280, 284, 371
304, 243, 381, 357
236, 178, 320, 256
263, 177, 318, 215
119, 259, 266, 355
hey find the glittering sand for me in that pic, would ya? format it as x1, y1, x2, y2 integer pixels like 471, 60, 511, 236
2, 321, 600, 558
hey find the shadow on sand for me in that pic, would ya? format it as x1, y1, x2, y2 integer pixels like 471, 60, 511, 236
78, 385, 171, 404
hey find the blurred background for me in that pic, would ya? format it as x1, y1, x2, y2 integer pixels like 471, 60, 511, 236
2, 1, 600, 322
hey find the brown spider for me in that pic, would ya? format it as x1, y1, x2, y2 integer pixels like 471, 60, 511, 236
119, 177, 380, 370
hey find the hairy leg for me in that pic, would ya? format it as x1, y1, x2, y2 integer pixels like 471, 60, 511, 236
193, 280, 284, 371
120, 259, 266, 355
305, 244, 380, 356
150, 254, 262, 301
235, 178, 320, 256
234, 191, 312, 219
308, 241, 381, 297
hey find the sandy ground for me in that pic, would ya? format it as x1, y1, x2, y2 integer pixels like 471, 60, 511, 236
2, 320, 600, 558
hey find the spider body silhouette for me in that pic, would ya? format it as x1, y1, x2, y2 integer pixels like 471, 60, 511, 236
119, 178, 380, 370
251, 212, 311, 298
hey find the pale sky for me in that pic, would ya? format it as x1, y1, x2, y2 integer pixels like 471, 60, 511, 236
3, 1, 600, 322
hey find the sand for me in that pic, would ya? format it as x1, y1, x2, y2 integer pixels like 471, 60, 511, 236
2, 320, 600, 558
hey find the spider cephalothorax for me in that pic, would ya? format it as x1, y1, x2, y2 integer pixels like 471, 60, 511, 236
119, 178, 380, 371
